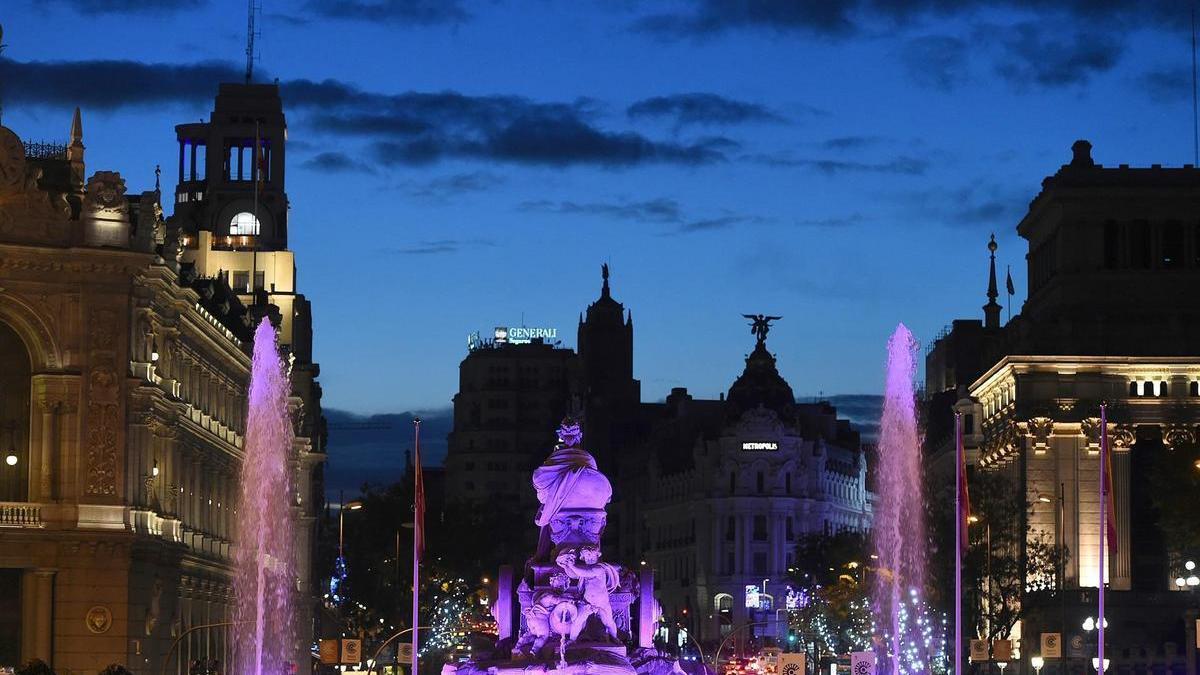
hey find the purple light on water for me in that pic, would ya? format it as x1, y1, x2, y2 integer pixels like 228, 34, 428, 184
872, 324, 930, 674
233, 318, 296, 675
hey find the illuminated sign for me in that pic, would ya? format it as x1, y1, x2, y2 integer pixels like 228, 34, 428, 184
744, 584, 761, 609
494, 326, 558, 344
741, 441, 779, 451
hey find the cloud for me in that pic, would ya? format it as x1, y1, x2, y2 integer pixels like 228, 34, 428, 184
387, 239, 496, 255
299, 151, 377, 174
992, 22, 1123, 88
633, 0, 1171, 40
43, 0, 204, 14
0, 57, 243, 109
794, 213, 868, 228
303, 0, 469, 24
901, 35, 970, 91
0, 58, 732, 168
406, 171, 506, 199
821, 136, 885, 150
519, 198, 684, 224
1137, 66, 1190, 103
627, 93, 785, 127
751, 153, 930, 175
897, 181, 1028, 227
519, 197, 766, 234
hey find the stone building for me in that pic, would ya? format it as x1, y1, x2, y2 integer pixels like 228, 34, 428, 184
925, 141, 1200, 671
616, 328, 871, 649
0, 86, 324, 674
444, 271, 873, 654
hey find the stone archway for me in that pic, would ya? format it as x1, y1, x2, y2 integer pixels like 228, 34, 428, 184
0, 319, 31, 501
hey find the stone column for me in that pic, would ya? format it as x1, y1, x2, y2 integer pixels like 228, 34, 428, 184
36, 399, 59, 502
496, 565, 514, 641
638, 567, 656, 649
32, 569, 55, 663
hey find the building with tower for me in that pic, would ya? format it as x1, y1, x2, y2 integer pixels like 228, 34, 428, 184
444, 271, 873, 653
925, 141, 1200, 671
0, 83, 324, 674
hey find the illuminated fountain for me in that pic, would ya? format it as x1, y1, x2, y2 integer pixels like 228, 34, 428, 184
233, 318, 297, 675
871, 324, 937, 674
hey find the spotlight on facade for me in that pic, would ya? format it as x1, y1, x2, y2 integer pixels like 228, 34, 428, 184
4, 453, 16, 466
152, 459, 160, 477
151, 341, 160, 362
1082, 617, 1095, 631
1187, 560, 1196, 571
1038, 495, 1051, 503
1187, 575, 1199, 586
1031, 656, 1045, 675
1177, 577, 1187, 588
1092, 658, 1110, 672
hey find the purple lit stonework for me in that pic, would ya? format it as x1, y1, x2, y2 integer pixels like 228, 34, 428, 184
445, 419, 680, 675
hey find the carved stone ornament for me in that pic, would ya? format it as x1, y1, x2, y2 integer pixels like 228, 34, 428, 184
85, 605, 113, 634
1027, 416, 1055, 448
1081, 417, 1102, 449
735, 404, 785, 437
85, 400, 119, 496
1110, 424, 1135, 449
84, 171, 127, 211
0, 127, 24, 190
1163, 425, 1195, 450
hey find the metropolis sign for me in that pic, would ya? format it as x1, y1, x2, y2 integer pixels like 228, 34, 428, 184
741, 441, 779, 451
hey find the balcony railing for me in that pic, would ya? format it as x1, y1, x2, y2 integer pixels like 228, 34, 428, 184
0, 502, 46, 528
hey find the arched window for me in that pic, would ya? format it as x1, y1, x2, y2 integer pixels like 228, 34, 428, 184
1158, 381, 1169, 397
229, 211, 260, 236
1143, 381, 1154, 396
0, 321, 31, 502
715, 594, 733, 615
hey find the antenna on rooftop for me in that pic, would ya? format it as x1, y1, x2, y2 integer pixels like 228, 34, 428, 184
244, 0, 261, 83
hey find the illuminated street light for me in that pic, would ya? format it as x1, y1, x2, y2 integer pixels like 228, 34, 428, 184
1187, 561, 1196, 571
1188, 576, 1199, 587
1092, 658, 1110, 672
1031, 656, 1045, 675
1177, 577, 1187, 588
4, 453, 16, 466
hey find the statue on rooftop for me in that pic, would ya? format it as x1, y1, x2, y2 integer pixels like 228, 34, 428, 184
742, 313, 782, 344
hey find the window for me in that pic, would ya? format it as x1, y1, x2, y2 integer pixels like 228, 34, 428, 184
756, 472, 764, 493
1129, 381, 1138, 397
254, 271, 265, 291
1130, 221, 1151, 269
1103, 220, 1119, 269
753, 515, 767, 540
753, 552, 767, 576
1143, 381, 1154, 396
729, 472, 736, 493
232, 271, 250, 291
786, 517, 794, 541
1191, 381, 1199, 397
1159, 381, 1169, 397
230, 211, 260, 235
726, 516, 735, 541
785, 472, 792, 494
1163, 222, 1184, 269
965, 414, 975, 434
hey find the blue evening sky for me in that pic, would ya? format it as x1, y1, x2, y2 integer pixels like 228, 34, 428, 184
0, 1, 1191, 414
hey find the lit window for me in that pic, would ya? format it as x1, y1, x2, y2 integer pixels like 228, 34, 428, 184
230, 212, 260, 235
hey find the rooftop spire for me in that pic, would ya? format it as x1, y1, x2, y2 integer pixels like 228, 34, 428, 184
601, 263, 610, 299
984, 234, 1002, 329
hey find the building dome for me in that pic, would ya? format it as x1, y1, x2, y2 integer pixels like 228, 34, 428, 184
726, 341, 796, 421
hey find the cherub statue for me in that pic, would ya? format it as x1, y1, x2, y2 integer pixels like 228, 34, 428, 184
556, 546, 622, 641
514, 591, 562, 657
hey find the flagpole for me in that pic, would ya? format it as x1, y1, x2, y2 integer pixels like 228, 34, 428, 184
1099, 403, 1107, 673
955, 412, 963, 675
412, 418, 422, 675
1005, 265, 1012, 323
252, 121, 259, 298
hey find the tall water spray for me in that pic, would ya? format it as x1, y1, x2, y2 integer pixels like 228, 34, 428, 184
872, 324, 932, 674
233, 318, 296, 675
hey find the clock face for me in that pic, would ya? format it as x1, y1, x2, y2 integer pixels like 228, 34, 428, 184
0, 127, 24, 190
230, 211, 261, 235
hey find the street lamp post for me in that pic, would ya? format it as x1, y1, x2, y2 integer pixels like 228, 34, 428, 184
1031, 655, 1045, 675
339, 499, 365, 557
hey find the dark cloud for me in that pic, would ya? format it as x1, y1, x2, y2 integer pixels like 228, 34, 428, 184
0, 58, 731, 168
387, 239, 496, 255
43, 0, 203, 14
518, 198, 683, 224
299, 151, 377, 174
0, 58, 243, 109
898, 182, 1028, 227
1136, 66, 1191, 103
901, 35, 970, 91
634, 0, 1172, 39
993, 23, 1123, 88
821, 136, 885, 150
519, 197, 766, 234
407, 171, 506, 199
627, 93, 785, 127
304, 0, 469, 25
752, 153, 930, 175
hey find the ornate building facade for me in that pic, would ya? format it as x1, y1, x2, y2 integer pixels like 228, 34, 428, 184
926, 141, 1200, 670
0, 85, 324, 674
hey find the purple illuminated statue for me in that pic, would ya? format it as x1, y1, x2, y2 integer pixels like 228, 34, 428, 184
445, 417, 677, 675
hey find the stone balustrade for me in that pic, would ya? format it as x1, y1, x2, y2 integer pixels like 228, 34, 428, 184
0, 502, 46, 528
